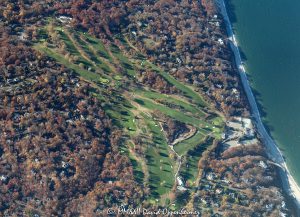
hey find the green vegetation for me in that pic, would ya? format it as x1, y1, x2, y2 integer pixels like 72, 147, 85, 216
174, 132, 206, 156
179, 138, 212, 185
34, 21, 224, 203
99, 77, 110, 84
134, 98, 208, 128
83, 34, 113, 61
145, 61, 207, 107
34, 45, 101, 83
143, 115, 175, 197
137, 90, 206, 117
110, 44, 136, 76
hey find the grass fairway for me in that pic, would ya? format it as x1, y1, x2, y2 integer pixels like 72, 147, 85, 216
35, 45, 101, 83
174, 131, 206, 156
110, 44, 136, 77
137, 90, 206, 117
34, 21, 224, 203
83, 34, 113, 62
134, 97, 208, 128
72, 31, 112, 74
179, 138, 212, 185
145, 61, 207, 107
143, 115, 175, 197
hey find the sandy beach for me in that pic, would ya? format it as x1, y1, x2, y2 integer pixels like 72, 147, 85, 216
216, 0, 300, 212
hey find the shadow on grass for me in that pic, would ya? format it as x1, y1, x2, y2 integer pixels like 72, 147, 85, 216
180, 138, 212, 181
130, 158, 144, 183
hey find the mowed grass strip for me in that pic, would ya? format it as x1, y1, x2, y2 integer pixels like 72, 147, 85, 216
179, 138, 212, 185
36, 30, 146, 187
109, 44, 136, 77
142, 114, 175, 197
119, 142, 144, 184
115, 34, 133, 52
174, 131, 206, 156
134, 97, 210, 129
137, 90, 206, 118
57, 30, 94, 68
69, 31, 113, 74
83, 33, 136, 77
83, 34, 113, 62
144, 62, 206, 107
35, 45, 102, 83
103, 99, 137, 133
128, 153, 145, 183
64, 29, 95, 66
46, 28, 137, 133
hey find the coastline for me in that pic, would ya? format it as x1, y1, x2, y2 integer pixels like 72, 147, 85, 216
216, 0, 300, 212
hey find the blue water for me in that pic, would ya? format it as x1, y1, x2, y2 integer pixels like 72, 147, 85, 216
227, 0, 300, 184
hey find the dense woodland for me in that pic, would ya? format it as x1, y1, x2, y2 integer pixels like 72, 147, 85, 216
0, 0, 296, 216
196, 143, 291, 216
0, 13, 143, 217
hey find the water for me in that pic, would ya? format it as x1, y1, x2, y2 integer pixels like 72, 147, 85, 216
226, 0, 300, 184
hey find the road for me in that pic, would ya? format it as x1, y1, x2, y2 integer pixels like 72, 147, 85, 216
169, 144, 182, 179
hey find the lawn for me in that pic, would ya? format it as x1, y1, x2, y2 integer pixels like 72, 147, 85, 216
142, 114, 175, 197
179, 137, 212, 185
83, 33, 113, 62
57, 30, 93, 68
174, 131, 206, 156
73, 32, 113, 73
109, 44, 136, 77
145, 62, 207, 107
137, 90, 206, 117
35, 45, 101, 83
133, 97, 210, 128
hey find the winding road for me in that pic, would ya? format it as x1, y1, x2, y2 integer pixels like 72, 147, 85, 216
216, 0, 300, 211
169, 144, 182, 179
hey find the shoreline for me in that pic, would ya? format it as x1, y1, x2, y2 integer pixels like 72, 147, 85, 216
216, 0, 300, 212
